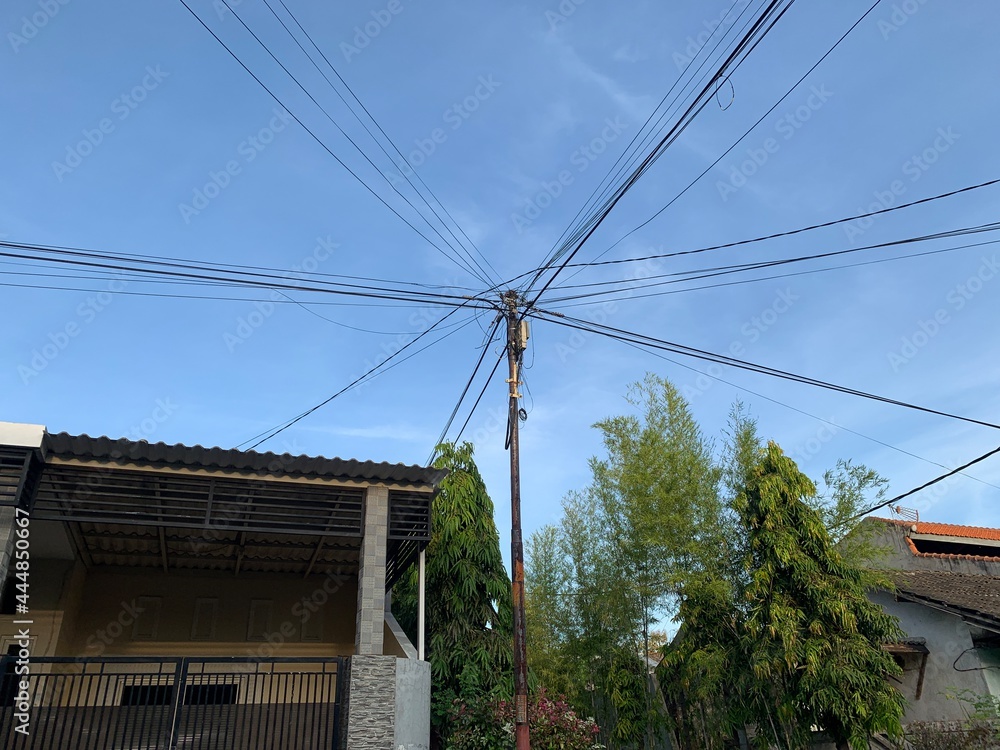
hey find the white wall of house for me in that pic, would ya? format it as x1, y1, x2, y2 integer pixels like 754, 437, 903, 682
871, 590, 991, 723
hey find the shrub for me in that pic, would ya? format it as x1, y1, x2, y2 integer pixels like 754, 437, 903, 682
903, 720, 1000, 750
447, 690, 604, 750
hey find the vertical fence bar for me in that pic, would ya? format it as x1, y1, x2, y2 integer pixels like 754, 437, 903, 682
5, 656, 348, 750
54, 667, 80, 750
308, 670, 320, 747
106, 670, 131, 750
261, 663, 274, 750
332, 657, 343, 748
278, 669, 291, 750
36, 669, 58, 750
75, 670, 98, 750
168, 658, 188, 750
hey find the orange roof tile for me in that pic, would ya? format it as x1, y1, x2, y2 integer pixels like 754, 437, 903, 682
874, 517, 1000, 541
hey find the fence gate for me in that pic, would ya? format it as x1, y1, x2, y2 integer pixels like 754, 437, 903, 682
0, 656, 344, 749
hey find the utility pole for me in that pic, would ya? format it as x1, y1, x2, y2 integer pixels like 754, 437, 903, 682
503, 289, 530, 750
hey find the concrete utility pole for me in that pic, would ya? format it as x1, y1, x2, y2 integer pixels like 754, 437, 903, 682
503, 290, 530, 750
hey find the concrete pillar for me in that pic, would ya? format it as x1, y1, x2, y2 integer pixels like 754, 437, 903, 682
355, 484, 389, 656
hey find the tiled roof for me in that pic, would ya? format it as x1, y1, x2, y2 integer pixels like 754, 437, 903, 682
872, 518, 1000, 561
874, 517, 1000, 541
901, 536, 1000, 562
42, 432, 447, 488
887, 570, 1000, 622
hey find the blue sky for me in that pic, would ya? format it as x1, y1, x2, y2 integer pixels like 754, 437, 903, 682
2, 0, 999, 551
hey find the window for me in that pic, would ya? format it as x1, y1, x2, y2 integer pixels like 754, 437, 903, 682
247, 600, 273, 641
121, 684, 174, 706
184, 683, 238, 705
191, 598, 218, 641
132, 597, 162, 641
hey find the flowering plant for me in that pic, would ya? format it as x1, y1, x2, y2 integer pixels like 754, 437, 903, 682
447, 689, 604, 750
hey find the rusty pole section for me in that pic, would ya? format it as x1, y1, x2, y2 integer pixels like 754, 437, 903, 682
503, 290, 530, 750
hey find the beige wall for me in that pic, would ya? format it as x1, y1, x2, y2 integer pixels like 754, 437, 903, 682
0, 563, 418, 660
62, 567, 360, 658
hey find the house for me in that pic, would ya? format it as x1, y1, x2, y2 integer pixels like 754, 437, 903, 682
0, 421, 441, 749
866, 517, 1000, 725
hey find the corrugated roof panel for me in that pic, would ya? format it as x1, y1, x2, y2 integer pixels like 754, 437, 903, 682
43, 432, 447, 487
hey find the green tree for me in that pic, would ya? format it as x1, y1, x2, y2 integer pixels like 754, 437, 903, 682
661, 441, 906, 750
525, 375, 722, 747
525, 524, 573, 697
393, 441, 513, 746
737, 442, 905, 749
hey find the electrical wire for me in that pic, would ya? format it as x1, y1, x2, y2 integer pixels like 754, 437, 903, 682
426, 316, 504, 464
555, 178, 1000, 272
540, 223, 1000, 303
176, 0, 488, 284
543, 0, 765, 270
264, 0, 502, 288
0, 240, 491, 308
0, 280, 473, 309
530, 310, 1000, 431
523, 0, 798, 307
559, 0, 884, 284
214, 0, 489, 283
544, 239, 1000, 310
847, 444, 1000, 522
239, 302, 486, 450
572, 320, 1000, 491
451, 348, 508, 449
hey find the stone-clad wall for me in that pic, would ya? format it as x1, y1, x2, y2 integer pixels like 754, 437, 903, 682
345, 654, 397, 749
342, 655, 431, 750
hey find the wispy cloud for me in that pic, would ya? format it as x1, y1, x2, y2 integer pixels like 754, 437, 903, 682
546, 34, 653, 124
613, 43, 646, 64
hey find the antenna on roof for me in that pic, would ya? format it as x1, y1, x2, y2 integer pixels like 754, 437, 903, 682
890, 505, 919, 523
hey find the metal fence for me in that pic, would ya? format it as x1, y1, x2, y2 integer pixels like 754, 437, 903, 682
0, 656, 344, 749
